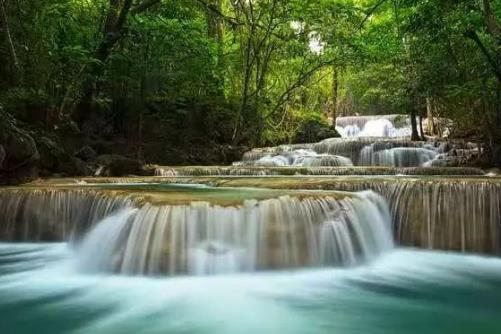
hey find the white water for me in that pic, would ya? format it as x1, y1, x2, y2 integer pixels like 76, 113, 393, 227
249, 149, 354, 167
2, 243, 501, 334
335, 115, 420, 138
235, 113, 444, 168
75, 191, 393, 275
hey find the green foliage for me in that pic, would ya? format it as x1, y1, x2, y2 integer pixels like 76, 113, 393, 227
0, 0, 500, 163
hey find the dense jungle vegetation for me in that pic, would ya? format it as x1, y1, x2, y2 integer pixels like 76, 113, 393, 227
1, 0, 501, 181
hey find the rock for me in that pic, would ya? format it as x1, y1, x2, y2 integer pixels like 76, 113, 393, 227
37, 136, 66, 172
292, 119, 340, 144
486, 168, 500, 176
74, 146, 97, 161
95, 154, 144, 176
5, 128, 39, 163
0, 108, 40, 183
59, 157, 91, 176
437, 142, 451, 154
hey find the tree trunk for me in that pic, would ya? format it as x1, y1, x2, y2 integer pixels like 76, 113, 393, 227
410, 108, 420, 141
331, 66, 339, 125
0, 0, 20, 85
81, 0, 133, 104
482, 0, 501, 43
206, 0, 224, 45
426, 97, 436, 136
76, 0, 133, 128
418, 114, 425, 140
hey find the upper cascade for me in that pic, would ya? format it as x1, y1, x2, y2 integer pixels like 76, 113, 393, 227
234, 137, 477, 168
335, 115, 420, 138
232, 115, 477, 168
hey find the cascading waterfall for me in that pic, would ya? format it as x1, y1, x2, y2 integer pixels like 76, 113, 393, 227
0, 189, 131, 241
75, 191, 392, 275
144, 177, 501, 255
231, 113, 476, 168
335, 115, 420, 138
218, 178, 500, 254
235, 138, 441, 167
359, 145, 438, 167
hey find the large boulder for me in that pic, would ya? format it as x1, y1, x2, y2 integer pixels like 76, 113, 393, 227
59, 156, 92, 176
292, 117, 340, 144
0, 109, 40, 184
95, 154, 144, 176
74, 145, 97, 161
37, 136, 66, 173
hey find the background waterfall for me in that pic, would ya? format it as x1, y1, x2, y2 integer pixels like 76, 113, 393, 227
335, 115, 421, 138
75, 191, 393, 275
234, 138, 452, 168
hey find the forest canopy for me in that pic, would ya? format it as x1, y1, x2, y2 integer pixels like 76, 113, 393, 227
1, 0, 500, 169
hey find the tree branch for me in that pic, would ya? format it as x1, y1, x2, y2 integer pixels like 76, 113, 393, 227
359, 0, 389, 29
464, 28, 501, 83
265, 60, 334, 120
131, 0, 162, 15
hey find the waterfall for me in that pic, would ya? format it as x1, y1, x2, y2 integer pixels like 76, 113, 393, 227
74, 191, 393, 275
335, 115, 420, 138
154, 166, 484, 177
234, 139, 442, 167
205, 178, 499, 254
230, 113, 474, 168
146, 177, 501, 255
359, 146, 438, 167
0, 189, 131, 241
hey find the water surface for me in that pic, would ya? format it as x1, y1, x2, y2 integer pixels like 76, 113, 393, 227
1, 243, 500, 334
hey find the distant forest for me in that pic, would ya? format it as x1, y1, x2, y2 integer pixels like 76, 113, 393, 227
1, 0, 500, 173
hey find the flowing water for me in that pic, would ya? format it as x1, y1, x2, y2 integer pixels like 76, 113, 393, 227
1, 114, 499, 333
232, 115, 475, 168
1, 243, 501, 334
0, 185, 393, 275
335, 115, 421, 138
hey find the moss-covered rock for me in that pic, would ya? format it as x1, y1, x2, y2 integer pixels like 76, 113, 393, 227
292, 117, 340, 144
